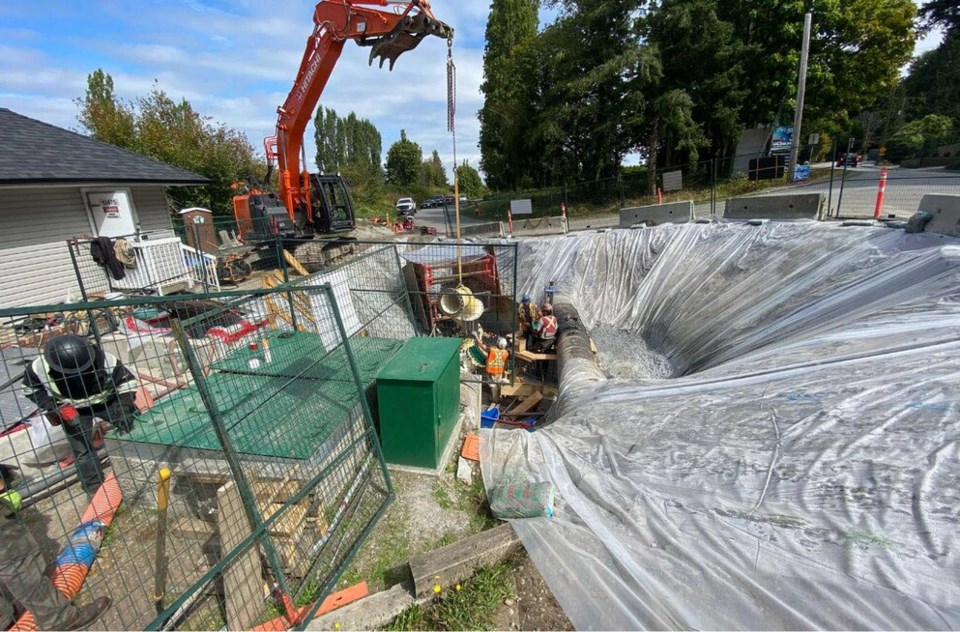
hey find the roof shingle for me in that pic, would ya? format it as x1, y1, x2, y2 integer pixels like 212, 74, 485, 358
0, 108, 210, 186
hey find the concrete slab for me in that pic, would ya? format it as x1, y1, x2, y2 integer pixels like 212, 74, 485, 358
724, 193, 824, 220
918, 194, 960, 238
305, 581, 417, 631
409, 522, 521, 598
619, 201, 694, 227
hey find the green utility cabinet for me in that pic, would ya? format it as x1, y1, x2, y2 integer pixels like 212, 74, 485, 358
376, 337, 462, 469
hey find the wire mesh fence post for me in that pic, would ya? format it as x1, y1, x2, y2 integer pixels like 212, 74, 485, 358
711, 158, 718, 215
65, 239, 104, 347
827, 139, 837, 217
835, 137, 854, 217
168, 319, 294, 604
321, 282, 393, 499
393, 244, 417, 323
192, 223, 210, 294
511, 241, 519, 384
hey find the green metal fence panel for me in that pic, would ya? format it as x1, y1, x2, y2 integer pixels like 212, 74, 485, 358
0, 280, 393, 631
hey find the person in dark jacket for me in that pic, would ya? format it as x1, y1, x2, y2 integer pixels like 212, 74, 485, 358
1, 463, 112, 629
22, 335, 138, 494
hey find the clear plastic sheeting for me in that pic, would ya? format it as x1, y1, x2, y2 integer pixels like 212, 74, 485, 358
481, 222, 960, 630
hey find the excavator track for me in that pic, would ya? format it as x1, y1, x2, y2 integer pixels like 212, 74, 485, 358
292, 239, 362, 273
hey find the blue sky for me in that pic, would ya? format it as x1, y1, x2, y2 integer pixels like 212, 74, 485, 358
0, 1, 944, 178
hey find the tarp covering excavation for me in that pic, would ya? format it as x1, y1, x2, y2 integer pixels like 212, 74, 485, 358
482, 222, 960, 630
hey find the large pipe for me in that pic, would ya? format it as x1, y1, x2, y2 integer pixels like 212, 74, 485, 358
550, 295, 605, 419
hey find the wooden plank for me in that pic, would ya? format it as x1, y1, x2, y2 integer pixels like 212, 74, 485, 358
506, 390, 543, 416
260, 502, 308, 538
217, 481, 267, 631
283, 250, 310, 276
261, 273, 278, 289
516, 348, 557, 362
171, 516, 219, 543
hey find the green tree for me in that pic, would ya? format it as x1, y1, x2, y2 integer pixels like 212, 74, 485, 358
421, 150, 448, 188
76, 70, 260, 215
902, 29, 960, 132
385, 129, 422, 189
889, 114, 954, 159
478, 0, 540, 190
535, 0, 654, 183
313, 107, 382, 173
75, 69, 136, 150
455, 161, 484, 199
647, 0, 746, 159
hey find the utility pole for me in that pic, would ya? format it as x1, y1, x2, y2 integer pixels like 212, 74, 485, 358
788, 11, 813, 182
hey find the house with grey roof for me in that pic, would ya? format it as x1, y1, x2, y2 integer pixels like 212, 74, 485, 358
0, 108, 209, 307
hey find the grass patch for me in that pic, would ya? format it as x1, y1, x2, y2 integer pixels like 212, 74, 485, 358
458, 477, 498, 533
434, 531, 457, 549
383, 604, 427, 631
433, 481, 454, 510
384, 562, 515, 631
337, 506, 411, 592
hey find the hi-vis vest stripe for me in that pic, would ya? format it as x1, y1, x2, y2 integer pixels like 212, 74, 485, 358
31, 354, 134, 408
540, 315, 558, 337
487, 348, 508, 373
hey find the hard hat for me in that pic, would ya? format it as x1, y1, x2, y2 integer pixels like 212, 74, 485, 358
497, 337, 508, 349
44, 334, 98, 375
522, 295, 532, 303
541, 302, 553, 313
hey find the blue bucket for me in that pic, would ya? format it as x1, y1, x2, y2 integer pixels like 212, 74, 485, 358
480, 406, 500, 429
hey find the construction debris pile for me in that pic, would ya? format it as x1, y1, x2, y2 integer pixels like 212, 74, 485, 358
483, 221, 960, 629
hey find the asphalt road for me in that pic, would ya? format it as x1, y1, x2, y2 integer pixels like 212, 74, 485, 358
406, 202, 495, 236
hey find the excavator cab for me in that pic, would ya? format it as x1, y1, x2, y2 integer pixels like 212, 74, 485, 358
309, 174, 356, 234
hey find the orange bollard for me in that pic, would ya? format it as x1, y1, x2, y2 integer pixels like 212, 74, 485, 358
873, 166, 888, 219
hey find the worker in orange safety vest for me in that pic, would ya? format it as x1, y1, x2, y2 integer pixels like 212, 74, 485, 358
531, 302, 558, 351
472, 333, 510, 382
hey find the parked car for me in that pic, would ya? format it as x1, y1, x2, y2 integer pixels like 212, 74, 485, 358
836, 153, 863, 168
420, 195, 444, 209
396, 197, 416, 215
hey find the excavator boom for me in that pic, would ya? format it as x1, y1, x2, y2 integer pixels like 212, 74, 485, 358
271, 0, 453, 223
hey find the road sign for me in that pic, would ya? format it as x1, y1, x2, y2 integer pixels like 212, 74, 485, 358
511, 199, 533, 215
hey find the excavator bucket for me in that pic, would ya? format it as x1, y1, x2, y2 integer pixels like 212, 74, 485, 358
365, 11, 453, 70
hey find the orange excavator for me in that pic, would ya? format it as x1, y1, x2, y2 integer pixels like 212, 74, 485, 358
232, 0, 452, 269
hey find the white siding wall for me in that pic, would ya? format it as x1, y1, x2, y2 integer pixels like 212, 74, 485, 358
0, 185, 173, 308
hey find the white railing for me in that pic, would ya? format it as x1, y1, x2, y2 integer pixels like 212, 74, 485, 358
180, 243, 220, 290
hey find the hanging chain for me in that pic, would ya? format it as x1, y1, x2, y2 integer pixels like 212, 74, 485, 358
446, 34, 463, 285
446, 36, 456, 134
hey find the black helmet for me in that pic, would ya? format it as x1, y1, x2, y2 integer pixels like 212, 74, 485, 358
44, 334, 98, 375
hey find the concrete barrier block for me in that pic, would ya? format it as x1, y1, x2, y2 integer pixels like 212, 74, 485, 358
724, 193, 824, 220
459, 221, 504, 237
513, 215, 567, 236
619, 201, 693, 227
918, 194, 960, 238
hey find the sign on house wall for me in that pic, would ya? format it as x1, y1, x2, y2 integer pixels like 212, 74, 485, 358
84, 188, 139, 237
